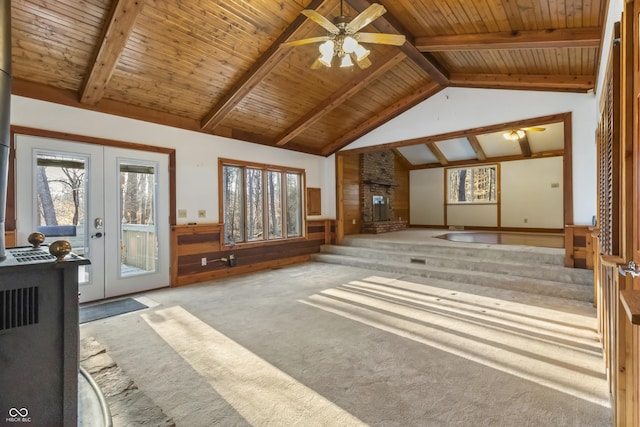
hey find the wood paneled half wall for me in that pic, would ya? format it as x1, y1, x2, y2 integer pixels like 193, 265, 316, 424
171, 220, 335, 287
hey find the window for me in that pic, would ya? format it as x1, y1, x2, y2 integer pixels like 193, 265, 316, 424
447, 165, 498, 204
221, 159, 304, 244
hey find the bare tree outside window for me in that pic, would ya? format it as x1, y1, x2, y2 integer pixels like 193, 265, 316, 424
286, 172, 301, 237
222, 162, 304, 244
36, 157, 86, 227
223, 165, 243, 244
447, 165, 497, 204
267, 171, 283, 239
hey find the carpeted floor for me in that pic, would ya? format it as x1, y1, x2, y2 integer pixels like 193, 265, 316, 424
81, 257, 611, 427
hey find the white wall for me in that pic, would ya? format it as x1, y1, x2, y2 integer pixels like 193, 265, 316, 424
410, 157, 563, 229
410, 168, 444, 225
345, 88, 597, 225
501, 157, 564, 228
10, 96, 337, 224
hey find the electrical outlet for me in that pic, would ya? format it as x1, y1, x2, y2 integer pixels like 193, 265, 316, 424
178, 209, 187, 218
198, 210, 206, 218
524, 218, 528, 224
201, 257, 207, 266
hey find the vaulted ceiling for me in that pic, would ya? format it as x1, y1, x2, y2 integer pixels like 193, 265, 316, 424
10, 0, 606, 165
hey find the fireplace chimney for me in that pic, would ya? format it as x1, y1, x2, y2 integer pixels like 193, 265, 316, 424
0, 0, 9, 259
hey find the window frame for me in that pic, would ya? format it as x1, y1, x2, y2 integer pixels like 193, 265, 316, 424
445, 164, 499, 205
219, 158, 306, 247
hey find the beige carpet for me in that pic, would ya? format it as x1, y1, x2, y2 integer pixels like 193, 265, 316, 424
81, 261, 611, 426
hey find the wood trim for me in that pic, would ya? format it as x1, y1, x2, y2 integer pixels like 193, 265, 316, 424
448, 74, 594, 93
335, 153, 345, 244
620, 290, 640, 325
10, 126, 177, 226
564, 225, 595, 269
80, 0, 144, 105
415, 27, 602, 51
563, 113, 573, 229
411, 150, 564, 170
339, 113, 572, 154
172, 221, 334, 287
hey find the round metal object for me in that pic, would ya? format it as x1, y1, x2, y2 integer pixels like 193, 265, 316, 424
49, 240, 71, 261
27, 232, 45, 248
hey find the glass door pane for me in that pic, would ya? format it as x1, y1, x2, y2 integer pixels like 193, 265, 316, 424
35, 152, 90, 284
119, 161, 157, 277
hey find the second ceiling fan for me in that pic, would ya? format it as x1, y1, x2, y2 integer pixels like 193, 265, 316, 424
281, 1, 406, 69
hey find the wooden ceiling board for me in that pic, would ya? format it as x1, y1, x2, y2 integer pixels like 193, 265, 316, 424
11, 1, 108, 91
293, 59, 429, 147
432, 47, 598, 75
8, 0, 608, 160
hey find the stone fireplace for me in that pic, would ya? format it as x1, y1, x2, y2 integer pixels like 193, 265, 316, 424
360, 151, 407, 234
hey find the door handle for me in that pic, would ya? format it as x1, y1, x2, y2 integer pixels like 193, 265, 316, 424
618, 261, 640, 278
91, 232, 103, 239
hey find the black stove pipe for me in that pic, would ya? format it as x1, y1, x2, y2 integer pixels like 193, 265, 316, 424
0, 0, 10, 259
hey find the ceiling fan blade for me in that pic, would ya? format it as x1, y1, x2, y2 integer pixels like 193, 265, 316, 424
281, 36, 331, 48
301, 9, 339, 34
346, 4, 387, 33
523, 127, 546, 132
356, 32, 406, 46
355, 55, 372, 69
311, 58, 324, 69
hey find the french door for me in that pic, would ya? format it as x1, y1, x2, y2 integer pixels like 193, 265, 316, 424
15, 135, 170, 303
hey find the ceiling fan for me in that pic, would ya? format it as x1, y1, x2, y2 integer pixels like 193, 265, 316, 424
281, 1, 406, 69
503, 127, 546, 141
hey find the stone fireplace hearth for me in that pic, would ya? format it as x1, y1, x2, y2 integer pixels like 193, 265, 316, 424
360, 151, 407, 234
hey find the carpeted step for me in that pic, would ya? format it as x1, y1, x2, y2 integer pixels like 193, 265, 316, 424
310, 253, 593, 303
340, 236, 565, 266
319, 244, 592, 286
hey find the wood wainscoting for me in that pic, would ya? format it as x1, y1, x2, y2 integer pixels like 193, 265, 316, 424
564, 225, 596, 269
171, 220, 335, 287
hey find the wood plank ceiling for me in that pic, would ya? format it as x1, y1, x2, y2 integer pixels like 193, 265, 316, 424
10, 0, 606, 166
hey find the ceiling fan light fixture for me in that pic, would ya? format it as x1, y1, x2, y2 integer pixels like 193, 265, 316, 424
354, 43, 370, 61
340, 54, 354, 68
319, 40, 334, 56
503, 130, 525, 140
342, 36, 358, 53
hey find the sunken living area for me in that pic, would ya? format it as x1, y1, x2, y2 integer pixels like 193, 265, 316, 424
360, 151, 407, 234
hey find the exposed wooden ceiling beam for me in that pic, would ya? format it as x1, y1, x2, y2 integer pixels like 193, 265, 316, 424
410, 149, 564, 170
345, 0, 449, 85
321, 81, 443, 155
415, 27, 601, 51
275, 51, 406, 146
426, 143, 448, 166
80, 0, 144, 105
339, 112, 570, 154
449, 73, 594, 92
12, 78, 325, 156
200, 0, 334, 131
467, 135, 487, 161
518, 134, 532, 157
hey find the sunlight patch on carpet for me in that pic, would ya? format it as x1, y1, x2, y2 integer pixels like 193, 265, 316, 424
299, 275, 609, 408
141, 306, 366, 427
